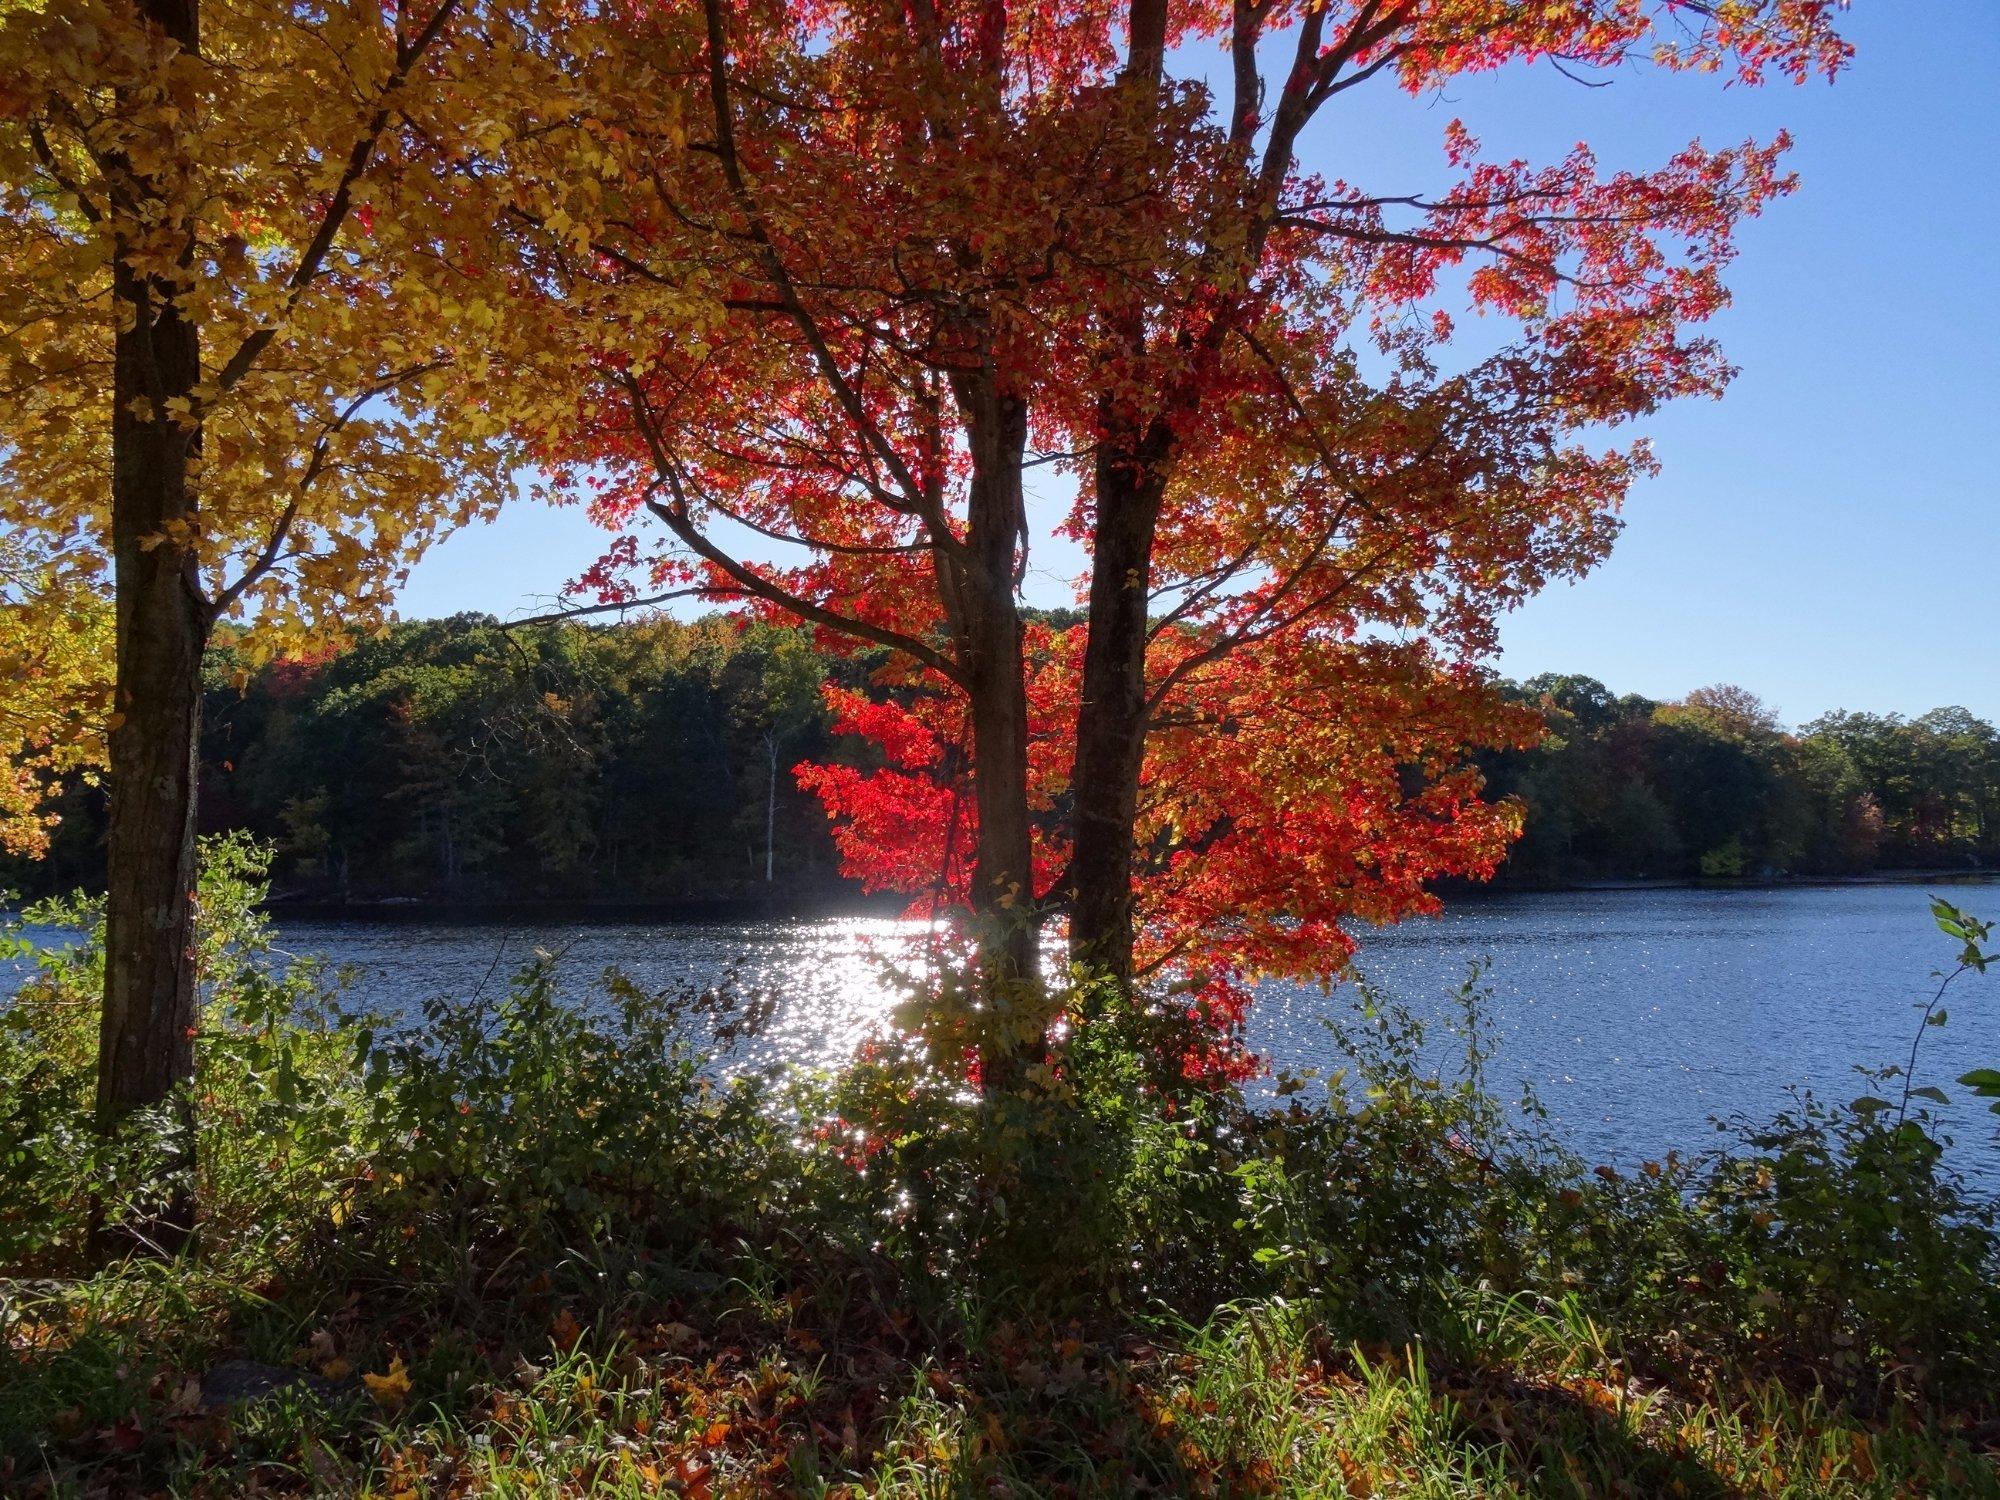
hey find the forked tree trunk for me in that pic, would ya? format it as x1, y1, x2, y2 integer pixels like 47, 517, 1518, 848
96, 0, 207, 1255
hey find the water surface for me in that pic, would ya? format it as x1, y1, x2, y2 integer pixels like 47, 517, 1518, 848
13, 882, 1999, 1177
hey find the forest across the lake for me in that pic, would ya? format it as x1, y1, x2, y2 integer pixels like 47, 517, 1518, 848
8, 611, 1993, 905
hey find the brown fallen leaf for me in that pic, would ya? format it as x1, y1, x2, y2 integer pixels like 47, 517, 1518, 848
658, 1320, 701, 1352
551, 1307, 584, 1352
675, 1455, 712, 1500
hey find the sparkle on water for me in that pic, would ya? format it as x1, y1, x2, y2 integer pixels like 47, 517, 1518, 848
7, 882, 1997, 1180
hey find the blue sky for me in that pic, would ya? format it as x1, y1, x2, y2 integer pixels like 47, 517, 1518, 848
399, 0, 2000, 726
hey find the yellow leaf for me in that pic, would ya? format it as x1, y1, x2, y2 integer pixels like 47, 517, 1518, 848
363, 1356, 411, 1408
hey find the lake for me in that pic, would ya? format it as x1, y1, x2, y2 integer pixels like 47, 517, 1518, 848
14, 881, 2000, 1179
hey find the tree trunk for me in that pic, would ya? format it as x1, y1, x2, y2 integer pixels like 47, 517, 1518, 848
946, 383, 1042, 1085
965, 598, 1037, 1027
1067, 430, 1168, 989
96, 0, 207, 1256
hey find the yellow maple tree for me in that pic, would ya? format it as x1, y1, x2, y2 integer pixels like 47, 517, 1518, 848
0, 0, 690, 1238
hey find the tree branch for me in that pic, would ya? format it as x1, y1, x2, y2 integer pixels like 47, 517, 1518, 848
26, 122, 102, 224
696, 0, 956, 545
205, 359, 448, 620
502, 586, 711, 629
613, 371, 968, 686
206, 0, 464, 403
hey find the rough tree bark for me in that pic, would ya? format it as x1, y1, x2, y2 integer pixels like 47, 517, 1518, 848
96, 0, 207, 1253
947, 384, 1043, 1083
1066, 428, 1169, 989
1062, 10, 1174, 993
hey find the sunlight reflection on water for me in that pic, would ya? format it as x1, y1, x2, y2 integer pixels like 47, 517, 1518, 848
7, 883, 1998, 1180
261, 915, 937, 1077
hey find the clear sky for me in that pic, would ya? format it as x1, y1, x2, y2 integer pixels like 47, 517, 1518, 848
398, 0, 2000, 727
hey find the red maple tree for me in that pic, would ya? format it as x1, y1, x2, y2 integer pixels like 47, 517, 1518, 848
522, 0, 1850, 1078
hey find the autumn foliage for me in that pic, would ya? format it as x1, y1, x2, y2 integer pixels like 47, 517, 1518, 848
0, 537, 111, 857
514, 0, 1850, 1071
0, 0, 594, 1210
0, 0, 537, 643
800, 633, 1538, 1074
0, 0, 1854, 1128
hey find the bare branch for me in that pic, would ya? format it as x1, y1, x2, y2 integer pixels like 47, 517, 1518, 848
502, 586, 711, 629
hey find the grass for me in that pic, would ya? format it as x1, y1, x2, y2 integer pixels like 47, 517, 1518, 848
6, 1248, 1997, 1497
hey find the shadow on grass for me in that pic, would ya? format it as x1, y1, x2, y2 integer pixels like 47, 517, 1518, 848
1423, 1358, 1741, 1499
1, 1244, 1214, 1496
4, 1245, 1991, 1498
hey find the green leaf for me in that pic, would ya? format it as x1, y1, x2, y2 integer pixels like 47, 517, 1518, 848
1909, 1086, 1951, 1105
1850, 1096, 1893, 1114
1957, 1068, 2000, 1095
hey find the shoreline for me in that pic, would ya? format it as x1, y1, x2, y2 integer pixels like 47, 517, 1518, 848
1485, 867, 1999, 894
255, 889, 913, 925
12, 870, 1991, 928
240, 868, 2000, 925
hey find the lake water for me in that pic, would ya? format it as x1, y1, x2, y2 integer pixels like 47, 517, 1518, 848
14, 882, 2000, 1179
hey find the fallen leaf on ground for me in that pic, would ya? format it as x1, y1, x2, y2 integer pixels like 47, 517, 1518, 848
552, 1307, 583, 1351
363, 1356, 411, 1409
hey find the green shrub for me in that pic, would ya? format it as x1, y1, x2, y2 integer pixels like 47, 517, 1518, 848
0, 834, 368, 1272
339, 956, 782, 1291
1187, 959, 2000, 1411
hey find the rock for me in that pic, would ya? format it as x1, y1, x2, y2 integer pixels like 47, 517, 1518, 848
197, 1359, 301, 1412
197, 1358, 359, 1412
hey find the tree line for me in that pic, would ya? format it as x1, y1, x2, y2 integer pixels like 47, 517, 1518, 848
1483, 678, 2000, 885
12, 615, 856, 904
9, 623, 1990, 904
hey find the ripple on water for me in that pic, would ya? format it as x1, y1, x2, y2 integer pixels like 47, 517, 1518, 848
6, 882, 1996, 1181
